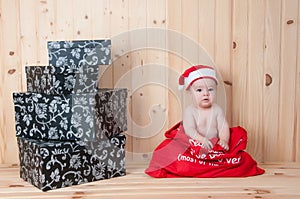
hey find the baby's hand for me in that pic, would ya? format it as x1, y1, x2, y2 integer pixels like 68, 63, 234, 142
218, 139, 229, 151
201, 138, 213, 151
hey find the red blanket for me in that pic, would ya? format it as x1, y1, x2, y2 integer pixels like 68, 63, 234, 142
145, 122, 265, 178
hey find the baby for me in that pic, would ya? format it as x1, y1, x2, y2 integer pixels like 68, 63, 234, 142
179, 65, 230, 151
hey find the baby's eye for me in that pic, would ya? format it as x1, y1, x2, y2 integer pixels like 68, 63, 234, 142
208, 88, 214, 92
196, 89, 202, 92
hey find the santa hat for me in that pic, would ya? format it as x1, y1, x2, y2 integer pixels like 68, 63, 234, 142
178, 65, 218, 90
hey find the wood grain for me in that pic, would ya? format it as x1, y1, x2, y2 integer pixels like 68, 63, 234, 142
96, 0, 112, 88
0, 162, 300, 198
145, 0, 168, 162
0, 0, 300, 164
295, 1, 300, 162
127, 0, 148, 162
215, 0, 233, 126
166, 0, 184, 130
73, 0, 93, 39
0, 0, 21, 164
38, 0, 54, 65
263, 0, 281, 162
109, 0, 131, 160
247, 0, 264, 162
54, 0, 74, 40
232, 0, 249, 129
181, 0, 199, 66
278, 0, 298, 162
198, 0, 215, 59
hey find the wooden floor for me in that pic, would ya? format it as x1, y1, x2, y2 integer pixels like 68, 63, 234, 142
1, 162, 300, 199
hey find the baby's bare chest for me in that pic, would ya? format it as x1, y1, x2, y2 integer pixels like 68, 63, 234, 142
193, 110, 218, 136
194, 109, 216, 122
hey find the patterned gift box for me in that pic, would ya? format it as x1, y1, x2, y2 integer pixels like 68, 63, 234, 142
47, 39, 111, 73
26, 65, 99, 94
13, 88, 127, 141
17, 134, 126, 191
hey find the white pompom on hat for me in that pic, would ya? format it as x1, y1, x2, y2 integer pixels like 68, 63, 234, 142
178, 65, 218, 90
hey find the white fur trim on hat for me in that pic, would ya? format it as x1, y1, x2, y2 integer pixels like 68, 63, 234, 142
178, 65, 218, 90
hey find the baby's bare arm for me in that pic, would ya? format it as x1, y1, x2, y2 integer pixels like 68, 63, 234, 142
216, 106, 230, 150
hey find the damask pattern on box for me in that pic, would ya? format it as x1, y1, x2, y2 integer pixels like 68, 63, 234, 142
94, 89, 128, 140
14, 38, 127, 191
26, 65, 99, 94
13, 88, 127, 141
47, 40, 111, 73
18, 134, 126, 191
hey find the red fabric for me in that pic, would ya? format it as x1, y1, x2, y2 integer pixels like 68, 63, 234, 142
145, 122, 265, 178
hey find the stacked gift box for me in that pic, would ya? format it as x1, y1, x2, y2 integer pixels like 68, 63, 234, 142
13, 40, 128, 191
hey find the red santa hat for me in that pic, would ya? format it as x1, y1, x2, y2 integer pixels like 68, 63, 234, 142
178, 65, 218, 90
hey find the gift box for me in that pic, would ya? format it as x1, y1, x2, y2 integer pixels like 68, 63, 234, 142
47, 39, 111, 73
13, 88, 127, 141
26, 65, 99, 94
17, 134, 126, 191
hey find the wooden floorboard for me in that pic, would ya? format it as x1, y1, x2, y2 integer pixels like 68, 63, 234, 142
0, 162, 300, 198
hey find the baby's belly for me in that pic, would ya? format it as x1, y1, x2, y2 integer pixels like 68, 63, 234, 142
198, 128, 218, 139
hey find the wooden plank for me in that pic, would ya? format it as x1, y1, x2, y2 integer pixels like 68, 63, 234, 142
198, 0, 221, 111
90, 0, 112, 88
0, 0, 21, 164
214, 0, 233, 125
278, 0, 298, 162
181, 0, 199, 66
90, 0, 110, 38
181, 0, 199, 110
166, 0, 183, 128
198, 0, 215, 59
1, 0, 300, 166
110, 0, 129, 86
19, 0, 38, 74
53, 0, 74, 40
296, 1, 300, 162
263, 0, 281, 162
128, 0, 169, 161
0, 0, 5, 164
73, 0, 92, 39
37, 0, 55, 65
142, 0, 168, 162
127, 0, 148, 161
131, 82, 168, 161
0, 163, 300, 198
109, 0, 131, 160
246, 0, 265, 162
231, 0, 249, 128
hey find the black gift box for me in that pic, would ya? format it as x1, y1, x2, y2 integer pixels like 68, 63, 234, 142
47, 39, 111, 73
17, 134, 126, 191
13, 88, 127, 141
15, 38, 127, 191
26, 65, 99, 94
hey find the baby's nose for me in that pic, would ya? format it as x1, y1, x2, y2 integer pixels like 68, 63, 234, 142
203, 89, 209, 96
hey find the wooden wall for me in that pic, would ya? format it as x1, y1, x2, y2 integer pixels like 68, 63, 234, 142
0, 0, 299, 164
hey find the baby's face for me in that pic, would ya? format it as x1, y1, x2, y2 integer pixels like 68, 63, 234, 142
189, 78, 217, 109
